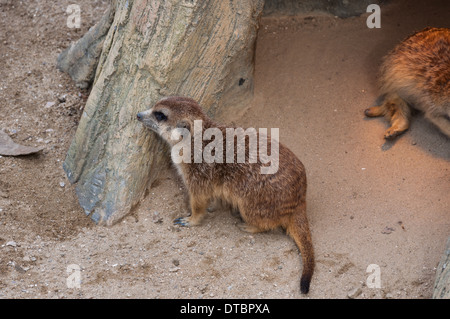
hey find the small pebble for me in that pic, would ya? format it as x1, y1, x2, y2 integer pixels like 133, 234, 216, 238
15, 265, 27, 273
6, 241, 17, 247
152, 211, 163, 223
381, 226, 395, 234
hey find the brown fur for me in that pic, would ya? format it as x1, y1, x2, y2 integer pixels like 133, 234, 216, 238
137, 96, 315, 294
365, 27, 450, 139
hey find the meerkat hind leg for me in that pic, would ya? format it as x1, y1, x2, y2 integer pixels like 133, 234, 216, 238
236, 207, 266, 233
365, 94, 411, 139
383, 97, 410, 139
238, 223, 265, 234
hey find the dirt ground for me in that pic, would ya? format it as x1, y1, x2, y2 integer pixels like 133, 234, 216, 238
0, 0, 449, 299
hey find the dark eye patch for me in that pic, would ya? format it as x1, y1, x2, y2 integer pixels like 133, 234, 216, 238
154, 111, 167, 122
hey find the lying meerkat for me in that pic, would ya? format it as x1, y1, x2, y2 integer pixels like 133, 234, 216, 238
365, 27, 450, 139
137, 96, 315, 294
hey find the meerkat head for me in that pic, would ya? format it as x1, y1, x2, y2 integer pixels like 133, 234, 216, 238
137, 96, 208, 146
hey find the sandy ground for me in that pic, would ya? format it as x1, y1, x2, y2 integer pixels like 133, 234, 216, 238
0, 0, 449, 299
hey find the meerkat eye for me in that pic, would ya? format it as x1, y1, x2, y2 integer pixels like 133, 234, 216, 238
153, 111, 167, 122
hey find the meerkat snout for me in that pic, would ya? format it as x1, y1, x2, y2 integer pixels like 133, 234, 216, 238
137, 108, 172, 136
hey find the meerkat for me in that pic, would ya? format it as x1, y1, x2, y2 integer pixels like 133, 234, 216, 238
365, 27, 450, 139
137, 96, 315, 294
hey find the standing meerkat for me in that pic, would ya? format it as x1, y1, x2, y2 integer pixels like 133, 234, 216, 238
137, 96, 315, 294
365, 27, 450, 139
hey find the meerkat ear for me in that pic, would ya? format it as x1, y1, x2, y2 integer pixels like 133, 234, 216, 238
176, 121, 191, 132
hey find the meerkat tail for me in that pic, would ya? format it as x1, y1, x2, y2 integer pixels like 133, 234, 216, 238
287, 207, 315, 294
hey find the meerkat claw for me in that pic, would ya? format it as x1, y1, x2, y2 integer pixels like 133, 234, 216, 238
173, 217, 190, 227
